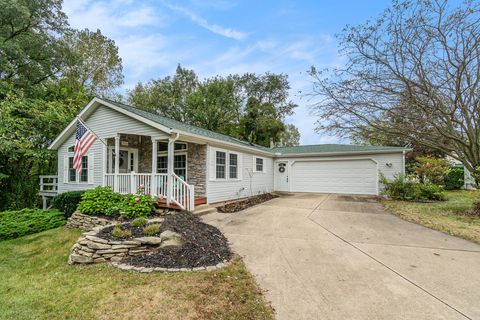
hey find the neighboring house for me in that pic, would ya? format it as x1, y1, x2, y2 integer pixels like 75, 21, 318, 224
43, 97, 409, 210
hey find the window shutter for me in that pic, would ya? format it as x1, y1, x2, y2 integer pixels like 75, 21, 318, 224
63, 155, 69, 183
237, 153, 243, 180
88, 153, 94, 184
209, 148, 217, 181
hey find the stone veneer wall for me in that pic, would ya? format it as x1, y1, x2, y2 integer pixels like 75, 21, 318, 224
66, 211, 113, 231
187, 143, 207, 196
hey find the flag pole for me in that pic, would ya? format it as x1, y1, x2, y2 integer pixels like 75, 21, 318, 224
76, 116, 107, 146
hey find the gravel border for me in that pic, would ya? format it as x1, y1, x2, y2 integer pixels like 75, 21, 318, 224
111, 256, 235, 273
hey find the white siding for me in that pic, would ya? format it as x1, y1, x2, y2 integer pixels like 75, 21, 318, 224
57, 104, 168, 193
206, 144, 274, 203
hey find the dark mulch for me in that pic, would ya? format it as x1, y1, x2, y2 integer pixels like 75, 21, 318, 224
97, 222, 162, 240
217, 193, 279, 213
121, 212, 232, 268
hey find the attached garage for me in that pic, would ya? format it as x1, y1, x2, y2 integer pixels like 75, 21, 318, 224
290, 159, 378, 195
273, 145, 409, 196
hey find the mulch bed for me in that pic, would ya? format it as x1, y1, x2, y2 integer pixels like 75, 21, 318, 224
96, 222, 163, 240
217, 193, 279, 213
121, 212, 232, 268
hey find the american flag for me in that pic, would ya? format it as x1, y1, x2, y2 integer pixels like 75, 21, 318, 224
73, 120, 97, 173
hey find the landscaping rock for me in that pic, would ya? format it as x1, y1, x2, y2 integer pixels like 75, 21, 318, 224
86, 241, 111, 250
134, 237, 163, 245
70, 253, 93, 264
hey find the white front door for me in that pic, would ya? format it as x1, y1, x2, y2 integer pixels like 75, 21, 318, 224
275, 161, 289, 191
108, 147, 138, 173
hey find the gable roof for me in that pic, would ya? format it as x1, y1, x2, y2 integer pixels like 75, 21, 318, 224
49, 97, 409, 156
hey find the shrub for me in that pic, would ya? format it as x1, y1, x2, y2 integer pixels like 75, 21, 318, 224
414, 156, 450, 184
111, 224, 132, 238
131, 217, 147, 227
380, 174, 446, 201
52, 191, 86, 218
444, 167, 464, 190
78, 187, 122, 216
0, 209, 65, 241
120, 194, 154, 219
143, 223, 160, 236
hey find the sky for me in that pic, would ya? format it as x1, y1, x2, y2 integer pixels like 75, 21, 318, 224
63, 0, 392, 145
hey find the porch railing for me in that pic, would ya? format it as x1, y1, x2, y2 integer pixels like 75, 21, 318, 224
171, 173, 195, 211
39, 175, 58, 194
104, 172, 194, 211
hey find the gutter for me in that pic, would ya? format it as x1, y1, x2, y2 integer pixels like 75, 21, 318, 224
274, 148, 412, 158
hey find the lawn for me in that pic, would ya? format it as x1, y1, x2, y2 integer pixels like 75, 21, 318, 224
383, 190, 480, 244
0, 227, 274, 320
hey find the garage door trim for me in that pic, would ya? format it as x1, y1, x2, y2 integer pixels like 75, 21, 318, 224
289, 157, 379, 195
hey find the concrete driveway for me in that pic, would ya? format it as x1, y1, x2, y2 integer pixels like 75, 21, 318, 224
203, 193, 480, 320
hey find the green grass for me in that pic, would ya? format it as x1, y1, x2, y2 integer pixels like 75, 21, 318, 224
384, 190, 480, 244
0, 227, 274, 320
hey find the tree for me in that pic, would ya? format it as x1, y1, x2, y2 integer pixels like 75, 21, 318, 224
128, 65, 198, 121
128, 68, 299, 147
279, 124, 300, 146
0, 93, 79, 210
62, 29, 124, 97
309, 0, 480, 175
0, 0, 69, 96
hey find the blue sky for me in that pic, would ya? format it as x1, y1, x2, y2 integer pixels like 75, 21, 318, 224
64, 0, 392, 145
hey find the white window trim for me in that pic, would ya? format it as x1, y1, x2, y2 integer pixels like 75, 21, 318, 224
253, 156, 266, 173
157, 151, 188, 180
66, 152, 91, 184
212, 147, 242, 181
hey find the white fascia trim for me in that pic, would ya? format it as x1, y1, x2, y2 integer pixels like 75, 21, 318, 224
178, 133, 274, 157
275, 149, 411, 158
48, 97, 173, 150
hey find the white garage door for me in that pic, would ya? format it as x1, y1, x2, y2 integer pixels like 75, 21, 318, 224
291, 159, 378, 195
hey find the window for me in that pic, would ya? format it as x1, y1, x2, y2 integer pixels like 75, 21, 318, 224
229, 153, 238, 179
80, 156, 88, 182
255, 157, 264, 172
68, 156, 88, 183
158, 142, 187, 152
157, 154, 187, 179
174, 154, 186, 179
68, 157, 76, 182
68, 146, 75, 152
216, 151, 226, 179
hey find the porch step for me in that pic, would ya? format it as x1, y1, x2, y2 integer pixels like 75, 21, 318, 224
156, 196, 208, 211
193, 204, 218, 216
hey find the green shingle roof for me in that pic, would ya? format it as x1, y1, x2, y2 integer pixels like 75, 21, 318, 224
103, 98, 272, 153
271, 144, 407, 154
102, 99, 407, 156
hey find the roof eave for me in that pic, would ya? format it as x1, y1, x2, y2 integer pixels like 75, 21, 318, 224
275, 148, 411, 158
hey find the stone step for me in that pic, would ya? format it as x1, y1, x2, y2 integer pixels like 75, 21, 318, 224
193, 204, 218, 216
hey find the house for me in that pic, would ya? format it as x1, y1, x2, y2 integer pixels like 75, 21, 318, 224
43, 97, 409, 211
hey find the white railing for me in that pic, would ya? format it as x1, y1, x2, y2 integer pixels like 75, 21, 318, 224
39, 175, 58, 194
171, 173, 195, 211
154, 174, 168, 198
103, 172, 194, 211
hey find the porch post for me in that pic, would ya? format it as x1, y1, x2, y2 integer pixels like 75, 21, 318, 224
166, 138, 175, 205
114, 134, 120, 192
151, 138, 158, 196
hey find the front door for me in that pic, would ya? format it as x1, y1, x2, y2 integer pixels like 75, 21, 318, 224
109, 148, 138, 173
275, 161, 289, 191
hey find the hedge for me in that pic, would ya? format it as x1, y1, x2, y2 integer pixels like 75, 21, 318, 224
52, 191, 86, 218
0, 209, 66, 241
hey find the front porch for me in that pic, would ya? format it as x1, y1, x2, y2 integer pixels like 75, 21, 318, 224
103, 133, 207, 211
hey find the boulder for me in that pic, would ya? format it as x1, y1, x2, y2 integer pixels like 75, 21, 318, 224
159, 230, 184, 249
134, 236, 163, 245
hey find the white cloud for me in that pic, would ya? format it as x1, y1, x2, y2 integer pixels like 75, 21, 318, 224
164, 3, 247, 40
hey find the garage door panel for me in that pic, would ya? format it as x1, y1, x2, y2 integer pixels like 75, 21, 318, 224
291, 160, 377, 195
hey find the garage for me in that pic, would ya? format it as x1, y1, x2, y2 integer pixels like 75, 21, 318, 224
276, 159, 379, 195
